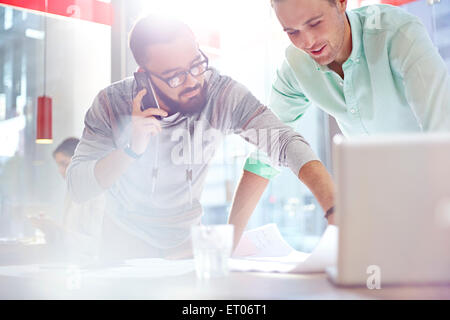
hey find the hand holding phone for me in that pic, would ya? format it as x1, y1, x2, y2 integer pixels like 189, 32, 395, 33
129, 88, 168, 155
133, 71, 162, 120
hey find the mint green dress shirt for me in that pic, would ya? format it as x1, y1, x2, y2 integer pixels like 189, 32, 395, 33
245, 4, 450, 179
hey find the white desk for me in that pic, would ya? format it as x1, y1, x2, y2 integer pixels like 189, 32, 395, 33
0, 266, 449, 299
0, 244, 449, 300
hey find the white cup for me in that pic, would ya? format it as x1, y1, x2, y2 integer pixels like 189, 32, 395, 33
191, 224, 234, 280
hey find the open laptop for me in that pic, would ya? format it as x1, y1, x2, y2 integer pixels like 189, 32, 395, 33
326, 133, 450, 287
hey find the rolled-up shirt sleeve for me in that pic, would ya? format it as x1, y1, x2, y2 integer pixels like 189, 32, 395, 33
242, 60, 313, 179
66, 89, 116, 203
390, 20, 450, 131
221, 78, 319, 178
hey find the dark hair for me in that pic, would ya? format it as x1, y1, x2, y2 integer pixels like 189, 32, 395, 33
53, 137, 80, 158
128, 15, 190, 67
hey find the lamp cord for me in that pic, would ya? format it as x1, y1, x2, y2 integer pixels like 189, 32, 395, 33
43, 0, 48, 96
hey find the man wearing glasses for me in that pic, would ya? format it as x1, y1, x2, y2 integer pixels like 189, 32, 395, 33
66, 15, 335, 259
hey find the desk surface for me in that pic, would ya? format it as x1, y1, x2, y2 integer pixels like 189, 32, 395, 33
1, 268, 449, 300
0, 244, 449, 300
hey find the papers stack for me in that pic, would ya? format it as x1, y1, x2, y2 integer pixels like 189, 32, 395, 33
230, 224, 338, 273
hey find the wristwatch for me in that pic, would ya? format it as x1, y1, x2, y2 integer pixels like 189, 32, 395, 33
325, 206, 335, 219
123, 143, 143, 159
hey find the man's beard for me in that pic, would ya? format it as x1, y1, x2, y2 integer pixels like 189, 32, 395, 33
152, 81, 208, 116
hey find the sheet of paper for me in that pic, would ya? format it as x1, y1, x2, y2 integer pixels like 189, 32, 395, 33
0, 225, 337, 278
0, 259, 195, 279
83, 258, 195, 279
230, 224, 338, 274
290, 225, 338, 273
233, 223, 296, 257
0, 264, 41, 278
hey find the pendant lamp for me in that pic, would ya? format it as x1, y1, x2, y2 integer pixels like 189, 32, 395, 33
36, 0, 52, 144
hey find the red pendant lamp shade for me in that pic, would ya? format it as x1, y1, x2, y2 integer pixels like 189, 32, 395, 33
36, 0, 52, 144
36, 95, 52, 144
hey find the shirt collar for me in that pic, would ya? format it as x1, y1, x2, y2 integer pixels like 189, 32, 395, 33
313, 10, 363, 72
345, 9, 363, 64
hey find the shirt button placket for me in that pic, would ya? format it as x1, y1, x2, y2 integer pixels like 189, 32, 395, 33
344, 66, 357, 116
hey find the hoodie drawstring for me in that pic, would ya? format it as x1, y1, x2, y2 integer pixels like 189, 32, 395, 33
186, 118, 193, 208
150, 118, 193, 209
151, 134, 160, 195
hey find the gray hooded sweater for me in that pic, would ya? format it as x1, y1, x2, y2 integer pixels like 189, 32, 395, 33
66, 68, 319, 249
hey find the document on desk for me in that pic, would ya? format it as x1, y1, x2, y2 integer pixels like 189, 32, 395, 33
230, 224, 338, 274
0, 259, 195, 279
0, 225, 336, 278
83, 258, 195, 279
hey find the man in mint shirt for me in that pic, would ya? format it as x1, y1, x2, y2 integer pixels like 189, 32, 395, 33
228, 0, 450, 245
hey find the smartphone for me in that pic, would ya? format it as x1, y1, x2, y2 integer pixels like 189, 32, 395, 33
133, 71, 162, 120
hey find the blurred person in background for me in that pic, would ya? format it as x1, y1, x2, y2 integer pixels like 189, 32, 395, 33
30, 137, 105, 260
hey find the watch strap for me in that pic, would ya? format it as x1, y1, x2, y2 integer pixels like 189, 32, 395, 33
124, 143, 143, 159
325, 206, 335, 219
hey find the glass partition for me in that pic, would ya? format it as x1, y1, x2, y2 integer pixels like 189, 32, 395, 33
0, 3, 111, 239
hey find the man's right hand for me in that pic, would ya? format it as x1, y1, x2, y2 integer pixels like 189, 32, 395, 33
130, 88, 168, 155
94, 89, 168, 190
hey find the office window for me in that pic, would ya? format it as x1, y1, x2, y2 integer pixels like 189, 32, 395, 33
0, 4, 110, 238
400, 0, 450, 71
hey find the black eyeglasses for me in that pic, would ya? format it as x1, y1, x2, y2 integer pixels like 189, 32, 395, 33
146, 50, 209, 89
